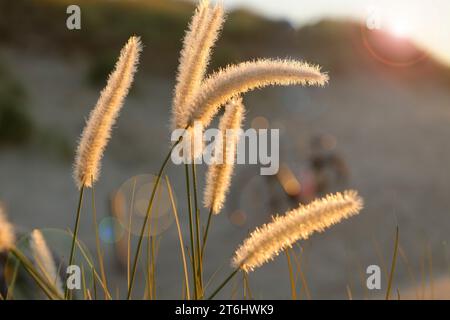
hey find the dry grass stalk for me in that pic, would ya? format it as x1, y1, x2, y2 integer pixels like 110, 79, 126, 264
203, 97, 245, 214
172, 0, 224, 130
185, 59, 328, 129
30, 229, 64, 295
232, 190, 363, 272
0, 205, 15, 252
74, 36, 142, 188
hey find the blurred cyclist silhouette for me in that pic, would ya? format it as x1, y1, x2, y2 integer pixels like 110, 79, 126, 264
309, 134, 349, 196
273, 134, 350, 208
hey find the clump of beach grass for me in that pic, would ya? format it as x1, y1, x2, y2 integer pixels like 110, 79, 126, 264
3, 0, 357, 301
126, 0, 329, 300
0, 0, 372, 302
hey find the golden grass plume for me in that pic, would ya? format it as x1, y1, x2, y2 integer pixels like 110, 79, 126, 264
172, 0, 224, 130
179, 121, 205, 161
203, 96, 245, 214
30, 229, 64, 295
232, 190, 363, 272
74, 36, 142, 188
0, 204, 15, 252
183, 59, 328, 129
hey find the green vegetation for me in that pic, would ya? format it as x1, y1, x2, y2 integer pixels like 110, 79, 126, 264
2, 0, 449, 82
0, 62, 33, 146
0, 0, 293, 77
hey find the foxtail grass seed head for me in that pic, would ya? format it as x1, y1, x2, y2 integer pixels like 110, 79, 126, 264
0, 206, 15, 252
232, 190, 363, 272
30, 229, 64, 295
184, 59, 328, 129
74, 36, 142, 188
172, 0, 225, 130
181, 120, 205, 162
204, 97, 245, 214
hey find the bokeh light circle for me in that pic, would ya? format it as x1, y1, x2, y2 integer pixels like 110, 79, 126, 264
99, 217, 124, 244
112, 174, 175, 237
360, 23, 428, 67
360, 4, 435, 67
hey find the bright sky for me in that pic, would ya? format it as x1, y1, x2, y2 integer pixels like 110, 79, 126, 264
211, 0, 450, 66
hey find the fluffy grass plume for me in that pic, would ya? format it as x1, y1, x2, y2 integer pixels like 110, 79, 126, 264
184, 59, 328, 129
30, 229, 64, 295
74, 36, 142, 188
172, 0, 224, 130
0, 205, 15, 252
204, 97, 245, 214
180, 121, 205, 161
232, 190, 363, 272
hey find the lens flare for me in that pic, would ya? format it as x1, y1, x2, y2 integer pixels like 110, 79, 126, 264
388, 19, 412, 38
112, 174, 175, 237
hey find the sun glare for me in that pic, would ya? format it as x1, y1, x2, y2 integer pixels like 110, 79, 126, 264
388, 19, 412, 38
390, 21, 411, 38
